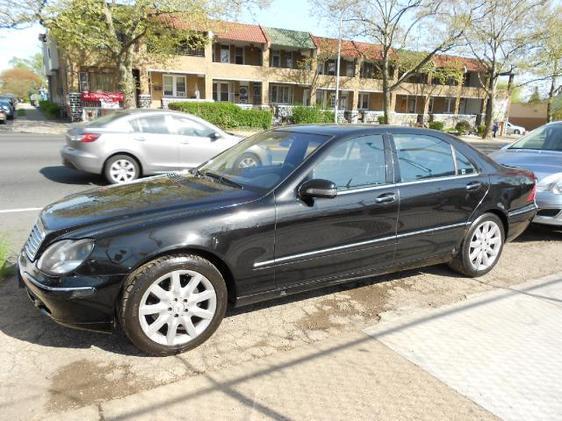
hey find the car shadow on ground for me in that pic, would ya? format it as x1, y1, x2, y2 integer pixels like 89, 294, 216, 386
513, 223, 562, 242
40, 166, 105, 186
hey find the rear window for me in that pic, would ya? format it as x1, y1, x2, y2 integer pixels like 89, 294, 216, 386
87, 112, 128, 128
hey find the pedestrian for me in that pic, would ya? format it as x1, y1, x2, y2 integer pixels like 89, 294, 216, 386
492, 121, 499, 138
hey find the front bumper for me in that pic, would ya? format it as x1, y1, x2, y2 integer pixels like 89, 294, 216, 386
532, 191, 562, 226
18, 251, 124, 332
60, 145, 104, 175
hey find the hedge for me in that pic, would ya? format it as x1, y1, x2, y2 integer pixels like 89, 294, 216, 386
428, 121, 444, 131
39, 100, 61, 119
290, 106, 334, 124
455, 120, 471, 135
169, 102, 272, 129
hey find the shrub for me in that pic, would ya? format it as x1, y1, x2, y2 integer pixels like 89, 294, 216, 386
455, 120, 471, 135
0, 236, 12, 281
477, 125, 486, 136
39, 100, 61, 119
428, 121, 444, 131
169, 102, 272, 129
16, 109, 26, 117
290, 106, 334, 124
377, 115, 386, 125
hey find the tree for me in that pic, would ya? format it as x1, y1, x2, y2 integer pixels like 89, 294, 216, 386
9, 53, 46, 85
0, 0, 42, 29
463, 0, 547, 138
313, 0, 475, 123
0, 67, 42, 98
39, 0, 267, 108
528, 87, 542, 104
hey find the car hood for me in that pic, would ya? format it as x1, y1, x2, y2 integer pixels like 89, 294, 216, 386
40, 173, 258, 233
490, 148, 562, 182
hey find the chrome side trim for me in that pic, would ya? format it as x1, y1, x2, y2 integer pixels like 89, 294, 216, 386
508, 203, 538, 217
254, 221, 468, 268
335, 174, 480, 196
22, 271, 96, 293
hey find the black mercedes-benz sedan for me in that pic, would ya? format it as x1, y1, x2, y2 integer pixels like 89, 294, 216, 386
18, 126, 537, 355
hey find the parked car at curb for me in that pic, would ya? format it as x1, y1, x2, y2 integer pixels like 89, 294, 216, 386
61, 110, 242, 184
0, 99, 14, 121
20, 126, 536, 355
490, 121, 562, 226
505, 121, 526, 135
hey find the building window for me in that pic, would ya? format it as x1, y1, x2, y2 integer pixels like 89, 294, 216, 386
213, 81, 230, 102
79, 72, 89, 91
270, 85, 292, 104
163, 74, 187, 97
326, 60, 336, 75
220, 45, 230, 63
286, 51, 293, 69
271, 50, 280, 67
359, 93, 369, 110
235, 47, 244, 64
345, 61, 355, 77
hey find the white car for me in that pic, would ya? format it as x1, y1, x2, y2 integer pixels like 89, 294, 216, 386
505, 121, 526, 135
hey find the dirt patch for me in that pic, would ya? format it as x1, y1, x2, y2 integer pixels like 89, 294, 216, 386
48, 360, 157, 411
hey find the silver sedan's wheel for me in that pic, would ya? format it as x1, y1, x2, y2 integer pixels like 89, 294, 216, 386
139, 269, 217, 347
109, 159, 137, 183
235, 153, 261, 169
468, 220, 502, 271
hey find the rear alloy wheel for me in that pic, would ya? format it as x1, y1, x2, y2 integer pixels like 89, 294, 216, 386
449, 213, 505, 277
119, 254, 227, 356
105, 154, 140, 184
514, 129, 520, 135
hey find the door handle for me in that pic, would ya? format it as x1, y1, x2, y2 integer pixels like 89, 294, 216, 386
133, 136, 145, 142
375, 192, 396, 204
466, 181, 482, 191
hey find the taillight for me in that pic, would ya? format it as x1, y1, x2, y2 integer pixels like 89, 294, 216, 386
81, 133, 100, 143
527, 181, 537, 203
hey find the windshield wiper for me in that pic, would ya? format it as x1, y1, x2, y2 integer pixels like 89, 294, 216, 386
201, 170, 243, 189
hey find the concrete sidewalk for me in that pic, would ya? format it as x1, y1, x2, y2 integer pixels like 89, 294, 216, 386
46, 274, 562, 421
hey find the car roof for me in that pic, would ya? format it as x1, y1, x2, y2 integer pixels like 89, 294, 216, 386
274, 124, 444, 137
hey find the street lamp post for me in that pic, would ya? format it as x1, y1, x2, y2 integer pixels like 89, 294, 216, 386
334, 11, 344, 124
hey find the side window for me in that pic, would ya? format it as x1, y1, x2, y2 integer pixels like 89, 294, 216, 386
455, 149, 476, 175
394, 134, 455, 182
169, 116, 214, 138
132, 115, 170, 134
311, 135, 387, 190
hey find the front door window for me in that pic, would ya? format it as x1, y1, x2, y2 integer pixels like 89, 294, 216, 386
163, 75, 187, 97
220, 45, 230, 63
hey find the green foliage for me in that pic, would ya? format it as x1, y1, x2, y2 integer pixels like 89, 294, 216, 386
16, 109, 26, 116
290, 106, 334, 124
378, 115, 386, 125
169, 102, 272, 129
477, 125, 486, 136
39, 100, 61, 119
455, 120, 472, 135
0, 236, 12, 281
429, 121, 444, 131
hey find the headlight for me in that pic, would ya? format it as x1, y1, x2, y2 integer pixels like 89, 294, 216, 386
537, 173, 562, 194
37, 239, 94, 275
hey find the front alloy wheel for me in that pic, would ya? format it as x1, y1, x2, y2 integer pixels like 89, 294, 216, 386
119, 254, 227, 356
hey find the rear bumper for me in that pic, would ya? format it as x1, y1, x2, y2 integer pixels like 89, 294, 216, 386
18, 252, 124, 333
507, 203, 537, 241
60, 145, 104, 174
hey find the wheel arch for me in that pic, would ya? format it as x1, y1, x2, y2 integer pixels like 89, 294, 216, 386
103, 152, 144, 177
481, 208, 509, 237
125, 246, 237, 306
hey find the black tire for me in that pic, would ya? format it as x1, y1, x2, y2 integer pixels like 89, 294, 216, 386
119, 254, 228, 356
234, 152, 261, 169
104, 154, 141, 184
448, 213, 505, 277
514, 129, 520, 135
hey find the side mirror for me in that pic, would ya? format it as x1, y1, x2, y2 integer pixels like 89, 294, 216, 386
298, 179, 337, 200
210, 132, 221, 141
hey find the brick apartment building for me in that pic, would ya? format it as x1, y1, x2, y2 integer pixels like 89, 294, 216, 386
41, 20, 489, 125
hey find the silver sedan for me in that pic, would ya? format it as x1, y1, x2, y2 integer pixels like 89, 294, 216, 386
61, 110, 245, 184
490, 121, 562, 226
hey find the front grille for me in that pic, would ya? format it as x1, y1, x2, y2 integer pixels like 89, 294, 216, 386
537, 209, 560, 217
24, 222, 46, 261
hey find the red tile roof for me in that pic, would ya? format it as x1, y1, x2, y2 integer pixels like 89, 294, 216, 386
352, 41, 386, 61
433, 54, 483, 71
211, 21, 267, 44
312, 36, 360, 58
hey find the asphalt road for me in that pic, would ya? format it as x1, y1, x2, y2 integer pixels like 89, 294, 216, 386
0, 132, 508, 251
0, 133, 105, 250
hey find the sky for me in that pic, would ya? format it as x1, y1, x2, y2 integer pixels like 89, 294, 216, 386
0, 0, 328, 72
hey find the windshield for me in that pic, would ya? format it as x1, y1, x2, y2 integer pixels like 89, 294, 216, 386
198, 130, 330, 190
509, 124, 562, 151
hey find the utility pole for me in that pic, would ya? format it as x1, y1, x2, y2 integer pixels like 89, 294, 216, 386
334, 10, 344, 124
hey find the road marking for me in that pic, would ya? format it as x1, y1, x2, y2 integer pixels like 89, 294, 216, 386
0, 207, 42, 214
